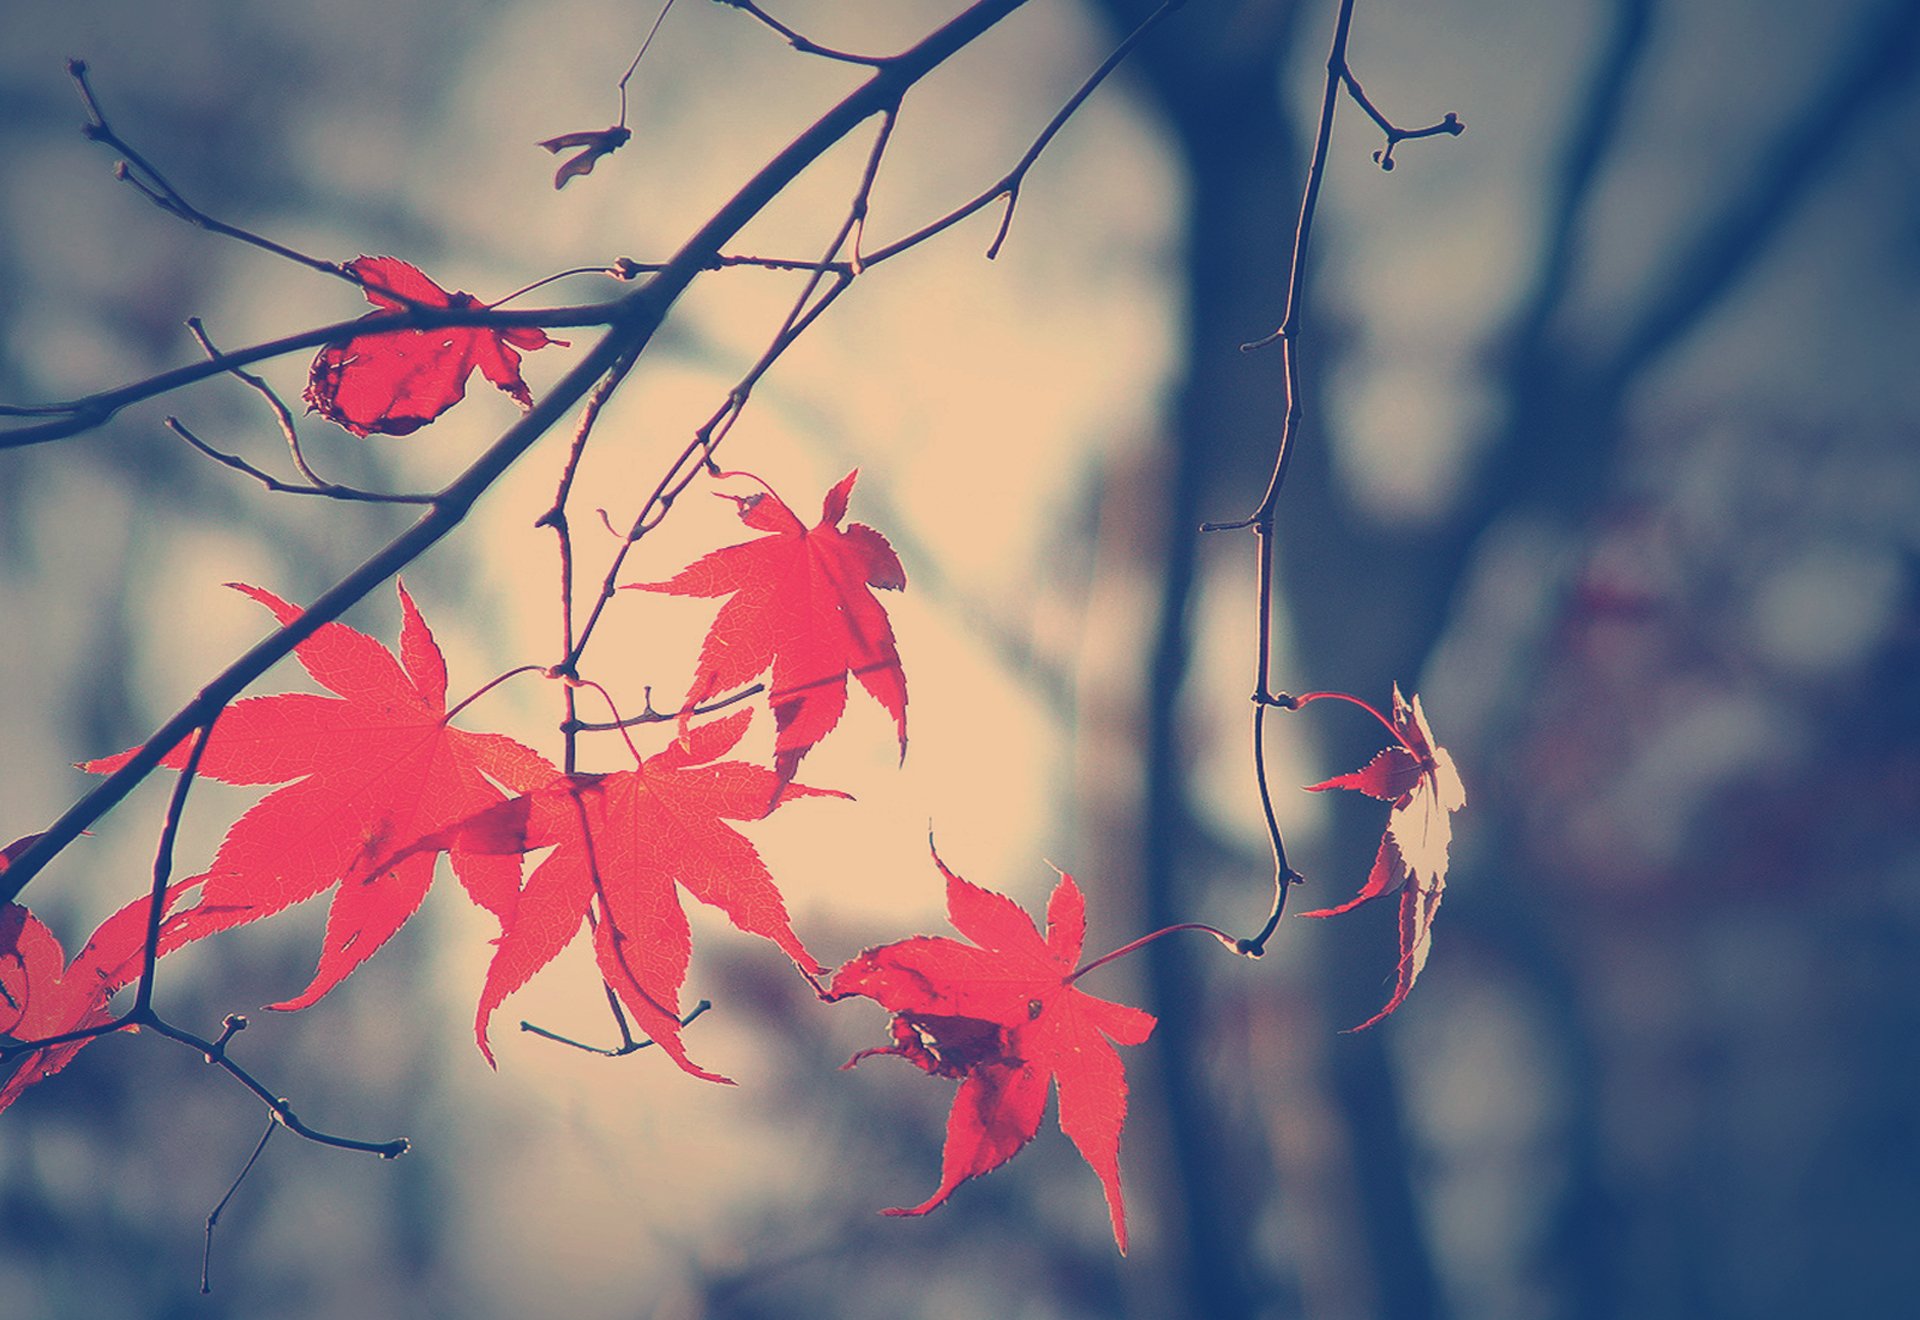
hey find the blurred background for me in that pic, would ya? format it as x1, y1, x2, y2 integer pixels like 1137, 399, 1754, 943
3, 0, 1917, 1316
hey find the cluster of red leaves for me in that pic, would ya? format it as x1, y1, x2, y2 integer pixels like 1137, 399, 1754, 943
21, 475, 909, 1083
1298, 685, 1467, 1029
5, 396, 1462, 1249
830, 852, 1156, 1253
304, 256, 563, 438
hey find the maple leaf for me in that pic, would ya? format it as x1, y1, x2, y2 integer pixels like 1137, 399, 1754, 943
418, 708, 840, 1077
1298, 685, 1467, 1029
1, 836, 192, 1113
831, 852, 1156, 1253
537, 125, 632, 189
81, 582, 555, 1012
304, 255, 565, 437
629, 470, 907, 782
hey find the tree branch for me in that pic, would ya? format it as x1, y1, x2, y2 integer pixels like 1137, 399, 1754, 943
0, 300, 622, 449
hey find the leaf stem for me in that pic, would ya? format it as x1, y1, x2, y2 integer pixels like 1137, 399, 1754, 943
1068, 922, 1242, 985
443, 664, 550, 726
489, 265, 632, 308
1287, 689, 1413, 750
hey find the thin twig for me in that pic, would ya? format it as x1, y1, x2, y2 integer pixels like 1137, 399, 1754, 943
847, 108, 899, 272
0, 1016, 120, 1062
132, 721, 211, 1015
166, 419, 436, 504
621, 0, 682, 128
150, 1016, 412, 1156
1338, 70, 1461, 171
201, 1118, 275, 1295
712, 0, 892, 66
185, 318, 333, 486
575, 678, 648, 764
67, 60, 353, 284
0, 1006, 408, 1156
864, 0, 1188, 266
175, 316, 439, 502
535, 352, 641, 770
566, 682, 766, 733
1220, 0, 1370, 951
520, 998, 712, 1057
611, 253, 855, 277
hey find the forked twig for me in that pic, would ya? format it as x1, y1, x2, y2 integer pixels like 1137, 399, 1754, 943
521, 998, 713, 1058
67, 60, 353, 284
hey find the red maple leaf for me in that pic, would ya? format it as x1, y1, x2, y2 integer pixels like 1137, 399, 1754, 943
81, 582, 555, 1011
831, 852, 1156, 1253
305, 255, 564, 437
1298, 685, 1467, 1029
629, 470, 907, 782
420, 708, 840, 1077
1, 836, 191, 1112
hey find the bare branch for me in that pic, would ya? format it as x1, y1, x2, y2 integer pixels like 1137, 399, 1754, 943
166, 419, 435, 504
712, 0, 892, 66
68, 59, 355, 284
148, 1015, 412, 1157
0, 299, 622, 449
538, 352, 641, 771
